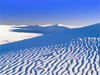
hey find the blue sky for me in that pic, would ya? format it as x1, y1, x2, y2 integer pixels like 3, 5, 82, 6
0, 0, 100, 26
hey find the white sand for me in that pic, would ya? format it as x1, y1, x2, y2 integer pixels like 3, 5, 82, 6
0, 25, 42, 45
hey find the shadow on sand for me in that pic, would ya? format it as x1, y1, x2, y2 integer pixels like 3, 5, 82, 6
10, 25, 69, 34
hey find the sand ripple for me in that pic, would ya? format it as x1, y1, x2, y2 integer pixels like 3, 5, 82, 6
0, 37, 100, 75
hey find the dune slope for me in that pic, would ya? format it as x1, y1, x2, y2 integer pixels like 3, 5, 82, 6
0, 23, 100, 75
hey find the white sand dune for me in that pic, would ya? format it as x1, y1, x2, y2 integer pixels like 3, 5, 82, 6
0, 23, 100, 75
0, 24, 83, 45
0, 25, 43, 45
0, 37, 100, 75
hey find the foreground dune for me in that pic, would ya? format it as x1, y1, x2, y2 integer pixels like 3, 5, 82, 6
0, 23, 100, 75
